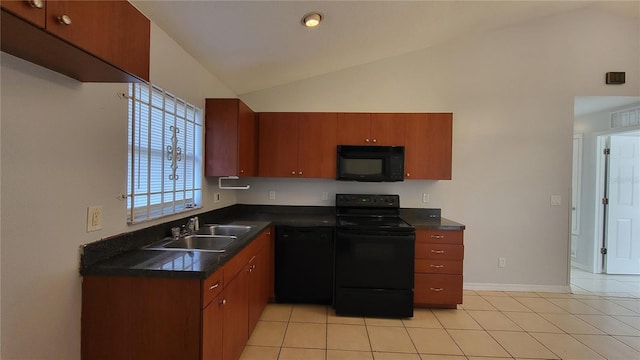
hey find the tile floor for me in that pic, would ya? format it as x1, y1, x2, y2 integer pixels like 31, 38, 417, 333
571, 268, 640, 299
241, 289, 640, 360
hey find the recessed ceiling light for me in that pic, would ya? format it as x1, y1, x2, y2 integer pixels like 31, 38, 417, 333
302, 12, 323, 27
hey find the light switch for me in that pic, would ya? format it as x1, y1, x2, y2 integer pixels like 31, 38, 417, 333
550, 195, 561, 206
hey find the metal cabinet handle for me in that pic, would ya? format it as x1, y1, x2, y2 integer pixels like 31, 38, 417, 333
29, 0, 44, 9
365, 138, 370, 143
58, 14, 72, 25
372, 139, 377, 143
298, 171, 303, 175
429, 287, 444, 292
208, 281, 220, 291
291, 171, 296, 175
431, 234, 445, 239
431, 249, 445, 254
406, 173, 411, 177
240, 169, 244, 174
430, 264, 444, 268
220, 299, 226, 305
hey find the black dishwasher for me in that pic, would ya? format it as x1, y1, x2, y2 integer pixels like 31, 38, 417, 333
275, 226, 334, 304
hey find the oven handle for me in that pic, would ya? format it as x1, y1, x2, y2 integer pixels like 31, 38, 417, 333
336, 228, 415, 239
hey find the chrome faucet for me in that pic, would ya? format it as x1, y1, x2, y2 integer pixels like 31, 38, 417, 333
185, 216, 199, 235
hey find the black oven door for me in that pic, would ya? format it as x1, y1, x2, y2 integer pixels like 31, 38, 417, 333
334, 228, 415, 317
335, 229, 414, 289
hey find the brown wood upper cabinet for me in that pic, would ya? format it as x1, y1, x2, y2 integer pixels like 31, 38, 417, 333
1, 0, 150, 82
258, 112, 338, 178
338, 113, 405, 146
205, 99, 257, 177
404, 113, 453, 180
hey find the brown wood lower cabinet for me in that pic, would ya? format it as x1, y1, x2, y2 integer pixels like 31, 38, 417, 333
81, 227, 273, 360
414, 229, 464, 308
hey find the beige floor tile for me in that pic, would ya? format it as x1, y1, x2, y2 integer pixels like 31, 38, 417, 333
504, 312, 563, 333
373, 353, 421, 360
367, 326, 416, 353
610, 298, 640, 313
420, 355, 466, 360
489, 330, 559, 359
289, 304, 328, 323
536, 292, 574, 299
547, 298, 603, 314
465, 357, 514, 360
508, 291, 542, 298
260, 303, 293, 321
327, 350, 374, 360
433, 309, 482, 329
483, 296, 531, 312
240, 345, 280, 360
573, 334, 640, 359
403, 308, 443, 328
327, 324, 371, 351
463, 289, 478, 296
614, 315, 640, 330
474, 290, 509, 297
614, 335, 640, 351
247, 321, 288, 346
540, 313, 605, 334
530, 332, 604, 359
577, 298, 638, 316
328, 308, 366, 325
278, 347, 325, 360
365, 317, 406, 327
447, 329, 510, 357
460, 295, 497, 310
406, 327, 463, 355
466, 310, 522, 331
514, 297, 567, 313
282, 322, 327, 349
577, 314, 640, 336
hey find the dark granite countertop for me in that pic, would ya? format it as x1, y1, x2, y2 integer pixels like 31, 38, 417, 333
80, 204, 464, 280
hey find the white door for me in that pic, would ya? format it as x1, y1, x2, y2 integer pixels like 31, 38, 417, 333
606, 132, 640, 274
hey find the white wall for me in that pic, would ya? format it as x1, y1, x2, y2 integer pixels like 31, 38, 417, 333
0, 24, 236, 359
239, 8, 640, 291
573, 101, 640, 272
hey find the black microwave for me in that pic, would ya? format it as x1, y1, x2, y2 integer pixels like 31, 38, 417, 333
337, 145, 405, 182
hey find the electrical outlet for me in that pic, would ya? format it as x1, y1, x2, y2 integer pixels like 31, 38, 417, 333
499, 257, 506, 268
550, 195, 561, 206
322, 192, 329, 201
422, 193, 430, 203
87, 206, 103, 232
214, 193, 221, 203
268, 190, 276, 200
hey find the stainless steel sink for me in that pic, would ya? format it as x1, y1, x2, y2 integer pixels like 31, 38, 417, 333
196, 224, 253, 236
143, 225, 254, 252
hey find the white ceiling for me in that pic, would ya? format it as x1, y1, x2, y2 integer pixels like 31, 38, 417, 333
131, 1, 639, 96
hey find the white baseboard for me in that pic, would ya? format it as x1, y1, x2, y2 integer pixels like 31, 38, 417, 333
464, 282, 572, 294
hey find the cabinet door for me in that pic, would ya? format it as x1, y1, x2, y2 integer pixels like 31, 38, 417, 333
223, 270, 249, 360
237, 100, 257, 176
202, 292, 224, 360
298, 113, 338, 178
370, 113, 405, 146
1, 0, 46, 27
404, 113, 452, 179
337, 113, 371, 145
46, 0, 149, 80
258, 113, 299, 177
205, 99, 256, 177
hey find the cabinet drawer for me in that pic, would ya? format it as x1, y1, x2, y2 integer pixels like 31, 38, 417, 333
414, 274, 462, 305
416, 229, 463, 244
415, 243, 463, 260
415, 259, 462, 274
202, 268, 224, 308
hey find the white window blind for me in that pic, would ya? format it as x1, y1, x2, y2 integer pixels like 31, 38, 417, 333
127, 83, 203, 223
